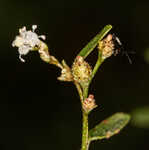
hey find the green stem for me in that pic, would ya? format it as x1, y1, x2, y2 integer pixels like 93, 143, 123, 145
75, 52, 104, 150
81, 52, 104, 150
74, 81, 89, 150
81, 111, 89, 150
74, 81, 84, 104
83, 52, 104, 98
90, 52, 104, 82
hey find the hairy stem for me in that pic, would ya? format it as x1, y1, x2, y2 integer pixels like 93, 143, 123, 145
81, 111, 89, 150
81, 52, 104, 150
75, 52, 104, 150
74, 81, 89, 150
74, 81, 84, 104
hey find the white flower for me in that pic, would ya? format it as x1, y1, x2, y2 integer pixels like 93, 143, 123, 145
12, 25, 46, 62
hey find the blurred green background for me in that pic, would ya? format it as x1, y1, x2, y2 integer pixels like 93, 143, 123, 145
0, 0, 149, 149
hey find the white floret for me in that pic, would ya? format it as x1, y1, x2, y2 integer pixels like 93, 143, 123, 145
12, 25, 46, 62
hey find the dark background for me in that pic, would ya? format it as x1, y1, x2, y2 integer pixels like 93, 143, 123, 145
0, 0, 149, 149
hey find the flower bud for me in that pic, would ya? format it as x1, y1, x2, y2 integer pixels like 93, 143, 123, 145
57, 60, 73, 82
82, 94, 97, 113
72, 56, 92, 88
98, 34, 115, 60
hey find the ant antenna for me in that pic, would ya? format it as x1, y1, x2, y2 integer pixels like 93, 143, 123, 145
113, 34, 133, 64
115, 36, 122, 46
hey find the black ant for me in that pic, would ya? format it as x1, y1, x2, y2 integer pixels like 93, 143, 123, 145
111, 33, 134, 64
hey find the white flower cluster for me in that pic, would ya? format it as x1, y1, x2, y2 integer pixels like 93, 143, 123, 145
12, 25, 46, 62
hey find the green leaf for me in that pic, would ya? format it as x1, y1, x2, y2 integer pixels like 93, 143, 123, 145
78, 25, 112, 59
131, 106, 149, 128
89, 113, 130, 141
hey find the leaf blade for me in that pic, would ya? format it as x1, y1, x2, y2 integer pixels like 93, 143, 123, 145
89, 113, 130, 141
78, 25, 112, 58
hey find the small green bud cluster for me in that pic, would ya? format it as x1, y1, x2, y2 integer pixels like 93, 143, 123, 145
72, 56, 92, 88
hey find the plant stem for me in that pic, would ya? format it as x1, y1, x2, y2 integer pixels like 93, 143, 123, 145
83, 52, 104, 99
81, 111, 89, 150
74, 81, 84, 104
80, 53, 104, 150
74, 81, 89, 150
75, 53, 104, 150
81, 81, 90, 150
74, 80, 89, 150
90, 52, 103, 84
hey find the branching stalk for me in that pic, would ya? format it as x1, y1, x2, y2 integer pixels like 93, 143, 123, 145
80, 52, 104, 150
12, 25, 130, 150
